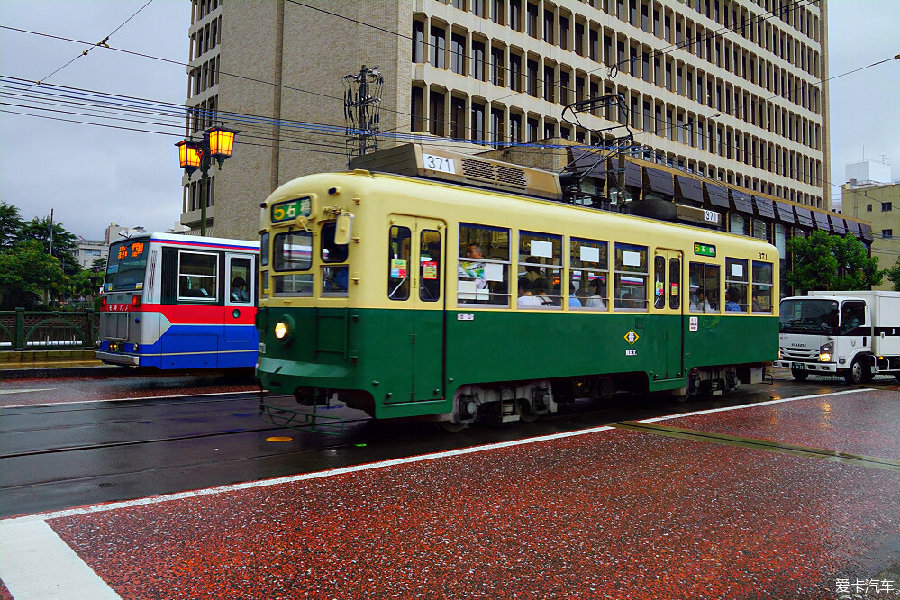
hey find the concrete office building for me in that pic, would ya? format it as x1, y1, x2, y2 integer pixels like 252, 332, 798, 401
841, 179, 900, 291
181, 0, 830, 241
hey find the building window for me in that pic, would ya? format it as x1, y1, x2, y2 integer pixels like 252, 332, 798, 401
430, 26, 446, 69
882, 202, 893, 212
471, 102, 485, 141
472, 41, 486, 80
450, 33, 466, 75
883, 229, 893, 239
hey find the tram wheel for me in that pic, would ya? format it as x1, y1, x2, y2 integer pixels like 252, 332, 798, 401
791, 368, 809, 381
438, 421, 470, 433
516, 399, 540, 423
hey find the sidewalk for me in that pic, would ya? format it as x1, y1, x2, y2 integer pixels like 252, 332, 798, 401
0, 349, 115, 379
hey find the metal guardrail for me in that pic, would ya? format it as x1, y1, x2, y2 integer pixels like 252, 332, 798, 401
0, 308, 99, 350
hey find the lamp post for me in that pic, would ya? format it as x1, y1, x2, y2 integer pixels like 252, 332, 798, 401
176, 124, 239, 236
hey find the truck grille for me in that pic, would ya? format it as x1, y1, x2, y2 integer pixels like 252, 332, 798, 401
780, 347, 817, 360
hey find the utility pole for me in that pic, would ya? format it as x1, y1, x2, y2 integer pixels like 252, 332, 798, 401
343, 65, 384, 162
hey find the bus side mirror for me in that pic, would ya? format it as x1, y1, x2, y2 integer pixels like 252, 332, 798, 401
334, 213, 353, 245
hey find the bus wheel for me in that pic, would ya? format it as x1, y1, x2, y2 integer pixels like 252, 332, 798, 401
844, 358, 865, 385
791, 368, 809, 381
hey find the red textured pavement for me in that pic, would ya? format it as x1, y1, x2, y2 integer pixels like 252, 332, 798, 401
658, 388, 900, 461
27, 389, 898, 600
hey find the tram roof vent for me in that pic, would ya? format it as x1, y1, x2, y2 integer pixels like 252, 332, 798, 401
349, 143, 562, 200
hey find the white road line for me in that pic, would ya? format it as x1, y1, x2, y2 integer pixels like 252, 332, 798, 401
0, 520, 121, 600
638, 388, 876, 423
0, 389, 256, 409
0, 388, 57, 396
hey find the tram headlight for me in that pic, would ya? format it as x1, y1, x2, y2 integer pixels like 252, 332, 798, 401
273, 314, 295, 344
819, 342, 833, 363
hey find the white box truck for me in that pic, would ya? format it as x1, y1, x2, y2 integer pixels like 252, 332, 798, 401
773, 291, 900, 383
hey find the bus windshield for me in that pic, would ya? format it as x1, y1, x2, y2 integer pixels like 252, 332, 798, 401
105, 239, 150, 292
779, 299, 838, 334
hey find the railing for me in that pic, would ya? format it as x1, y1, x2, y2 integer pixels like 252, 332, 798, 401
0, 308, 99, 350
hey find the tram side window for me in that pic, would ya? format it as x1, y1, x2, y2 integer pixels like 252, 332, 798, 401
272, 231, 313, 296
752, 261, 773, 313
688, 262, 720, 313
420, 230, 442, 302
570, 238, 608, 311
388, 226, 411, 301
669, 257, 681, 310
259, 231, 269, 295
178, 251, 217, 301
725, 258, 749, 312
229, 258, 252, 304
518, 230, 562, 308
458, 223, 510, 307
322, 222, 349, 297
653, 256, 666, 309
613, 243, 648, 311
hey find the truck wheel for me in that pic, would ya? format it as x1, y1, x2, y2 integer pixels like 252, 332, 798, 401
791, 368, 809, 381
844, 358, 865, 385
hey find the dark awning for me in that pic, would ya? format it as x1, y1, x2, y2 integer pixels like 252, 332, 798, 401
644, 166, 675, 197
753, 196, 776, 219
608, 160, 642, 189
568, 148, 607, 178
845, 219, 861, 237
859, 222, 874, 242
730, 190, 753, 214
704, 183, 730, 209
675, 175, 703, 204
794, 206, 814, 227
813, 210, 831, 231
830, 214, 846, 234
774, 201, 796, 224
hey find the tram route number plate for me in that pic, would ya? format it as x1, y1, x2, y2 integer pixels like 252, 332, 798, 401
457, 313, 474, 321
422, 153, 456, 174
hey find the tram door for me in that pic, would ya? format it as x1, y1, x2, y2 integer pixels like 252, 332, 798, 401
386, 216, 446, 402
221, 252, 256, 364
653, 249, 684, 380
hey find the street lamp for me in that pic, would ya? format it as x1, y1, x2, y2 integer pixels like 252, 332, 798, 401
176, 124, 239, 236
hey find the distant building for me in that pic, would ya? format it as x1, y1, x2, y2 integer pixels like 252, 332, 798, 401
841, 180, 899, 291
180, 0, 831, 241
846, 159, 891, 186
103, 223, 146, 246
75, 238, 107, 269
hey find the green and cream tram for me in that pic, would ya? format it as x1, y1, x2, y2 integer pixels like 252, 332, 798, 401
256, 146, 778, 428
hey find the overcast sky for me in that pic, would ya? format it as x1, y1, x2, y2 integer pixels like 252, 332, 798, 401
0, 0, 898, 240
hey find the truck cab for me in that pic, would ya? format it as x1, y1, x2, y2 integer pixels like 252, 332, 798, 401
774, 291, 900, 383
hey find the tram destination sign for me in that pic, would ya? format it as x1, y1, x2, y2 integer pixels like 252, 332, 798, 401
693, 242, 716, 257
271, 196, 312, 223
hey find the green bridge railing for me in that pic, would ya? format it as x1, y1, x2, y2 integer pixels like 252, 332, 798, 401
0, 308, 99, 351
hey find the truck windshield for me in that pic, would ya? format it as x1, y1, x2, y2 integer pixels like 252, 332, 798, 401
779, 299, 838, 334
105, 239, 149, 292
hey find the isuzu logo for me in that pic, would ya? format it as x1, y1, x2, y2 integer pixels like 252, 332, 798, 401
790, 343, 807, 348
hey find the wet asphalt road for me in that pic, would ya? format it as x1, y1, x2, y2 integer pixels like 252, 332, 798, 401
1, 370, 896, 519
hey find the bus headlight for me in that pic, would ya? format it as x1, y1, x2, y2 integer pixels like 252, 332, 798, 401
275, 322, 289, 339
819, 342, 833, 362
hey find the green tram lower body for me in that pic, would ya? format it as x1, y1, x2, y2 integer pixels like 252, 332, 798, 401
256, 305, 778, 425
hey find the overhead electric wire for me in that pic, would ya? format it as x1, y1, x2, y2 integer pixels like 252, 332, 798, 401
36, 0, 156, 84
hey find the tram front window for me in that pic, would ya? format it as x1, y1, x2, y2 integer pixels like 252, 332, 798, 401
273, 231, 314, 296
105, 239, 149, 291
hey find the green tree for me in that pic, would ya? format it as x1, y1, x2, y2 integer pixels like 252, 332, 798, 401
90, 256, 108, 272
885, 256, 900, 292
20, 216, 80, 276
0, 240, 68, 309
786, 230, 883, 292
0, 202, 24, 251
